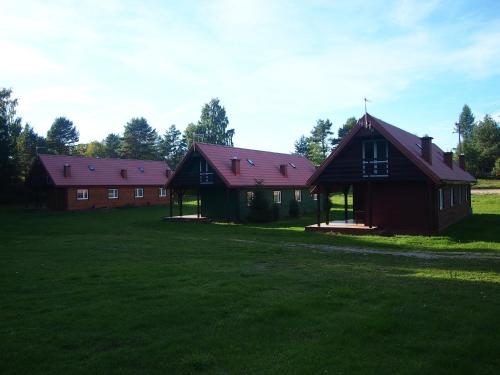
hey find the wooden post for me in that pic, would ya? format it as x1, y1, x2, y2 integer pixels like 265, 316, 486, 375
197, 189, 200, 218
344, 185, 349, 223
325, 190, 330, 225
169, 189, 173, 217
178, 192, 183, 217
316, 192, 321, 227
225, 188, 229, 221
367, 182, 373, 228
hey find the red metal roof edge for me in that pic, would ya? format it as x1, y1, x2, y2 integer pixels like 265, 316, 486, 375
38, 154, 171, 187
308, 113, 476, 186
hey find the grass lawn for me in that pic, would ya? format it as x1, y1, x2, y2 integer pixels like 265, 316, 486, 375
1, 195, 499, 374
473, 178, 500, 189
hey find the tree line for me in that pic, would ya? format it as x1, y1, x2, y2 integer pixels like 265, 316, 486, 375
1, 88, 234, 188
454, 104, 500, 178
293, 117, 357, 165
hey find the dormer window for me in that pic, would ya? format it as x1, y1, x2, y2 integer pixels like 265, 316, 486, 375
362, 140, 388, 177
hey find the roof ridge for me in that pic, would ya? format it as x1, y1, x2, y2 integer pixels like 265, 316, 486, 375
39, 153, 168, 163
196, 142, 309, 159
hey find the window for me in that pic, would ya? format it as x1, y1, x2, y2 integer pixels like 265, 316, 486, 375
246, 191, 255, 206
246, 159, 255, 166
312, 193, 318, 201
108, 188, 118, 199
294, 189, 302, 202
88, 165, 95, 171
273, 191, 282, 204
362, 140, 389, 177
159, 187, 167, 197
138, 167, 145, 173
134, 188, 144, 198
76, 189, 88, 200
459, 186, 463, 205
439, 188, 444, 210
289, 162, 297, 169
465, 186, 469, 202
450, 188, 454, 207
200, 159, 213, 184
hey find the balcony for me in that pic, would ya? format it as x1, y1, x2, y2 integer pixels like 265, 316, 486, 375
200, 172, 214, 184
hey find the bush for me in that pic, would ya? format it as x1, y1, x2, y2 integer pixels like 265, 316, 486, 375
271, 203, 280, 221
289, 199, 300, 218
247, 183, 271, 222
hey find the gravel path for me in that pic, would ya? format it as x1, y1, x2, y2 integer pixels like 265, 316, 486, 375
471, 189, 500, 194
231, 239, 500, 260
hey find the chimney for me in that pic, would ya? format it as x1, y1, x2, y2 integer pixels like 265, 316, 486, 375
63, 164, 71, 177
120, 169, 128, 178
420, 136, 433, 164
443, 152, 453, 168
279, 164, 288, 177
166, 169, 171, 178
231, 157, 240, 175
459, 154, 466, 170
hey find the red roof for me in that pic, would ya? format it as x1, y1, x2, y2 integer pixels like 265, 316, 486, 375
308, 113, 476, 185
38, 154, 170, 187
170, 143, 316, 188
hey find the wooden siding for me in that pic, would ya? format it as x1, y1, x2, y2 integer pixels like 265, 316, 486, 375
437, 185, 471, 231
316, 129, 427, 184
169, 152, 224, 188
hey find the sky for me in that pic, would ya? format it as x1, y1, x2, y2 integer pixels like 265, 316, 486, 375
1, 0, 500, 153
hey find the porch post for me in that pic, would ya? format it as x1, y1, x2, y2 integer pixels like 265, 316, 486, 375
325, 190, 330, 225
197, 189, 200, 218
344, 185, 349, 223
178, 191, 183, 217
367, 182, 373, 228
169, 189, 173, 217
316, 192, 321, 227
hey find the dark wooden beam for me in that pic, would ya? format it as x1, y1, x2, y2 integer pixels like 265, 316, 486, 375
367, 182, 373, 228
197, 189, 200, 218
169, 189, 173, 217
178, 191, 183, 217
325, 190, 330, 225
316, 192, 321, 227
344, 185, 349, 223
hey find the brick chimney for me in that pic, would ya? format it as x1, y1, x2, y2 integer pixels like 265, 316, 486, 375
420, 136, 433, 164
443, 152, 453, 168
231, 157, 240, 175
120, 169, 127, 178
63, 164, 71, 177
279, 164, 288, 177
459, 154, 466, 170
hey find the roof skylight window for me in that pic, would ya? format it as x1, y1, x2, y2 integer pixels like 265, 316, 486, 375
246, 159, 255, 166
88, 165, 95, 171
138, 167, 145, 173
289, 162, 297, 169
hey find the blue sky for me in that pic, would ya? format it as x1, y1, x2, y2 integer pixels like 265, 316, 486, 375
1, 0, 499, 153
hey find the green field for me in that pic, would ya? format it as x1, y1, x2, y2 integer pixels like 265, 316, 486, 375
1, 195, 499, 374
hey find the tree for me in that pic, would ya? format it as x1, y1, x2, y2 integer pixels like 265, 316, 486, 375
294, 135, 309, 157
461, 115, 500, 177
310, 119, 333, 160
86, 141, 107, 158
196, 98, 234, 146
454, 105, 475, 154
183, 122, 200, 147
331, 117, 357, 147
247, 183, 271, 222
46, 117, 79, 154
159, 125, 187, 169
0, 88, 22, 186
103, 133, 121, 158
16, 124, 45, 179
120, 117, 159, 160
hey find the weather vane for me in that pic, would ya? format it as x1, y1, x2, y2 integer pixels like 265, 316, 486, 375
363, 97, 371, 126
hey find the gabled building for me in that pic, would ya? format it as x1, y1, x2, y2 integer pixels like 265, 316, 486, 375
166, 143, 318, 221
28, 154, 171, 210
307, 114, 476, 235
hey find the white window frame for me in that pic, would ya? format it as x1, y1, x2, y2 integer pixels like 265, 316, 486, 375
312, 193, 318, 201
294, 189, 302, 202
246, 191, 255, 206
465, 186, 469, 202
76, 189, 89, 200
362, 140, 389, 177
108, 188, 118, 199
134, 187, 144, 198
450, 187, 454, 207
273, 190, 282, 204
438, 188, 444, 210
159, 187, 167, 197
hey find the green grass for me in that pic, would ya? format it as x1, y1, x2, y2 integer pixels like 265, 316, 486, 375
473, 179, 500, 189
1, 195, 499, 374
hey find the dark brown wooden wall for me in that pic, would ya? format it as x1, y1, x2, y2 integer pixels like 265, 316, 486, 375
316, 129, 426, 184
437, 185, 471, 231
169, 152, 224, 188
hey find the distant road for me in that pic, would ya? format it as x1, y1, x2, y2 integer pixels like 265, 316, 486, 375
471, 189, 500, 195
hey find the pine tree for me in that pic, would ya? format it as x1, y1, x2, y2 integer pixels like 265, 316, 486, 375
47, 117, 79, 155
17, 124, 45, 178
120, 117, 159, 160
197, 98, 234, 146
104, 133, 121, 158
0, 88, 22, 186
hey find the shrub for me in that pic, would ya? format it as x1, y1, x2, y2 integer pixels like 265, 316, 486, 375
247, 183, 271, 222
289, 199, 300, 218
